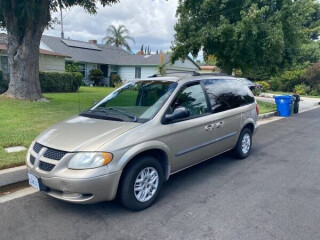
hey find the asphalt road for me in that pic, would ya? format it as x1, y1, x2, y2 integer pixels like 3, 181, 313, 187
1, 108, 320, 240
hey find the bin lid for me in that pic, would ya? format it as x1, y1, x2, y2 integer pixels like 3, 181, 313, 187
273, 95, 293, 99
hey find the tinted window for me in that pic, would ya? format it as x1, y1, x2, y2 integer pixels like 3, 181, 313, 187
170, 83, 209, 118
202, 79, 254, 113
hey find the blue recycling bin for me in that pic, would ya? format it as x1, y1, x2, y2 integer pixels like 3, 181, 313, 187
273, 95, 293, 117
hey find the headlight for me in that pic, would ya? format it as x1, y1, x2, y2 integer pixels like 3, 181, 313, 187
68, 152, 113, 170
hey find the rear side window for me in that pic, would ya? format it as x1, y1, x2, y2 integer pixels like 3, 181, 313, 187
202, 79, 254, 113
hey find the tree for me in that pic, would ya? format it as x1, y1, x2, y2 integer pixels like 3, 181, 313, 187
171, 0, 320, 77
103, 24, 135, 52
0, 0, 118, 100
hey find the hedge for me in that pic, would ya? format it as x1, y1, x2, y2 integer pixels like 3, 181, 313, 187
40, 72, 83, 93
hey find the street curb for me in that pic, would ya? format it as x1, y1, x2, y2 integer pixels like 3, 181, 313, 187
0, 165, 27, 187
258, 111, 276, 120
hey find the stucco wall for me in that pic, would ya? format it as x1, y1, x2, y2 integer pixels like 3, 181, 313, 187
39, 55, 65, 72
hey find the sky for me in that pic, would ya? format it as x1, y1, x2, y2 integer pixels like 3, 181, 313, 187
45, 0, 179, 54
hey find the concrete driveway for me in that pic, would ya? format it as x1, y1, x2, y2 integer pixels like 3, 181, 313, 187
1, 108, 320, 240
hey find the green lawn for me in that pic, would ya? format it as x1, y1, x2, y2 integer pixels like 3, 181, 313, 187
0, 87, 276, 170
257, 100, 276, 114
0, 87, 114, 170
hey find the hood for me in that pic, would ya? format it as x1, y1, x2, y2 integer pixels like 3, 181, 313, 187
36, 116, 141, 152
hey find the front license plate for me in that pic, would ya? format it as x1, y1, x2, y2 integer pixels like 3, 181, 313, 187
28, 172, 40, 191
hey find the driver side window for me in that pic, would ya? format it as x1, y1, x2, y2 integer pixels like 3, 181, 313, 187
170, 83, 209, 118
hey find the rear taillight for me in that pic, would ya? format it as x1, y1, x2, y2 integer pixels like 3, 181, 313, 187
256, 104, 259, 115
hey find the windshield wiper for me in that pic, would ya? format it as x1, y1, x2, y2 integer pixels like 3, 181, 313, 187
106, 107, 138, 122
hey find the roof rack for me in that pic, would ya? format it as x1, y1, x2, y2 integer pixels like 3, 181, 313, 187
148, 71, 232, 78
148, 71, 200, 78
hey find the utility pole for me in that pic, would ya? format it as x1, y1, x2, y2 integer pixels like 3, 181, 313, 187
60, 6, 64, 39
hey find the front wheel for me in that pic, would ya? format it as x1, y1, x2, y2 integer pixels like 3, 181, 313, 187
119, 156, 164, 211
234, 128, 252, 159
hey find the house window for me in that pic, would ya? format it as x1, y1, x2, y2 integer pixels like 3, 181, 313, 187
1, 56, 9, 75
78, 63, 86, 78
135, 67, 141, 79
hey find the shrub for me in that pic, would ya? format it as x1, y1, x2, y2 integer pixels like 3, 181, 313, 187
110, 74, 122, 87
65, 62, 80, 73
256, 81, 270, 91
294, 84, 311, 95
89, 69, 104, 86
40, 72, 83, 93
303, 63, 320, 88
270, 69, 305, 92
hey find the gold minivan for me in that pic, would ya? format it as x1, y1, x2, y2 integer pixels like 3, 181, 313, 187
26, 75, 259, 210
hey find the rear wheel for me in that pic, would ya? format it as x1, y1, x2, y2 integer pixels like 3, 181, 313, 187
119, 156, 164, 211
234, 128, 252, 159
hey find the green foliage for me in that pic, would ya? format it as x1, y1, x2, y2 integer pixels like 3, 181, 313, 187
110, 74, 122, 87
206, 55, 218, 66
172, 0, 320, 77
256, 81, 270, 91
252, 88, 261, 96
39, 72, 83, 93
103, 24, 135, 52
270, 69, 306, 92
294, 84, 311, 95
303, 63, 320, 88
65, 62, 80, 73
89, 69, 104, 86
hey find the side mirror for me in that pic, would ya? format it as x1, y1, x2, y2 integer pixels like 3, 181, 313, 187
165, 106, 190, 123
93, 100, 98, 106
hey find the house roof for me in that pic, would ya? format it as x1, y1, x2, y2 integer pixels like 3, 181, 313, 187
41, 35, 199, 69
0, 43, 68, 58
41, 35, 130, 65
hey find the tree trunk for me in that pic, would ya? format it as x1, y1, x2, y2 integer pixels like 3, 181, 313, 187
4, 32, 43, 100
1, 0, 50, 101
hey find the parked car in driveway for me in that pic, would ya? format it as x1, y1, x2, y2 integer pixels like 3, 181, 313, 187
26, 75, 259, 211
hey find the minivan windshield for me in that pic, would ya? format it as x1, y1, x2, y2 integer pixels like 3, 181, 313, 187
81, 80, 177, 123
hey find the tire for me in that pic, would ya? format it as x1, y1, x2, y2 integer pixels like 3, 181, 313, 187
234, 128, 252, 159
119, 156, 164, 211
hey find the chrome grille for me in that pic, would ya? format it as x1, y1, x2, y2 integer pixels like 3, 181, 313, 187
43, 148, 66, 161
39, 161, 55, 172
30, 155, 35, 165
33, 142, 43, 153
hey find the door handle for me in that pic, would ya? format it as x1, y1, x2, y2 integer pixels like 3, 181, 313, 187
216, 121, 224, 128
205, 124, 214, 131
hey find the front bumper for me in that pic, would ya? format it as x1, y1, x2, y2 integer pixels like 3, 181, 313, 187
28, 168, 122, 204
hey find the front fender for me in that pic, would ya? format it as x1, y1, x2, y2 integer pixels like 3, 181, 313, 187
115, 140, 172, 172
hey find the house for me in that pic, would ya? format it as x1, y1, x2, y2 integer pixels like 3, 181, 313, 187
40, 35, 200, 85
0, 33, 200, 86
0, 33, 67, 83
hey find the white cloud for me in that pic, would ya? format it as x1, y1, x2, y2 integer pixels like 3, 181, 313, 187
45, 0, 178, 53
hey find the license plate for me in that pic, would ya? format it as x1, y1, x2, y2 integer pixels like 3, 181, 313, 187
28, 172, 40, 191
